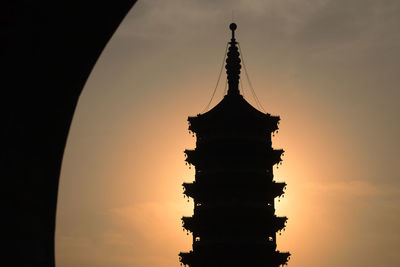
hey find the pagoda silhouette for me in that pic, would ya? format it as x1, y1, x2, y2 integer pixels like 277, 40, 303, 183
179, 23, 290, 267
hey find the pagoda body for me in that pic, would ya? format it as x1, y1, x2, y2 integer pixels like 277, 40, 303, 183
179, 23, 290, 267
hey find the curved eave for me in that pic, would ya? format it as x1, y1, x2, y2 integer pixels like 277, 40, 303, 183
182, 181, 287, 200
179, 250, 291, 266
188, 95, 280, 133
182, 215, 288, 234
184, 148, 284, 166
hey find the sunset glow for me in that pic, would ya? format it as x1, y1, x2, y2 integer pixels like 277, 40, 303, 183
56, 1, 400, 266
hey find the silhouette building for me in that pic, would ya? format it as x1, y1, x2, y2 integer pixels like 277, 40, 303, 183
179, 23, 290, 266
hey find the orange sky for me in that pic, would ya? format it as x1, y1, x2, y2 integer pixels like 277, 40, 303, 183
56, 1, 400, 266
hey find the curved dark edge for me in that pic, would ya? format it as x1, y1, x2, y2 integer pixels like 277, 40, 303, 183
1, 1, 137, 265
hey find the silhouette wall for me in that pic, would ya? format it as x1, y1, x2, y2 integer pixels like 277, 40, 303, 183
2, 1, 137, 265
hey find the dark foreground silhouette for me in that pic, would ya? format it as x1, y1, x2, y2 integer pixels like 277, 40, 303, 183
179, 24, 290, 267
2, 1, 136, 266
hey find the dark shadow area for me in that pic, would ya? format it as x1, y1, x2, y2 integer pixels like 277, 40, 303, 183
2, 1, 136, 265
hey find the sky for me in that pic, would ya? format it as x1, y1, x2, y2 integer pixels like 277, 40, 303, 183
56, 0, 400, 266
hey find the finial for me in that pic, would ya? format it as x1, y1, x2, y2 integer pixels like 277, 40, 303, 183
225, 23, 241, 96
230, 23, 237, 40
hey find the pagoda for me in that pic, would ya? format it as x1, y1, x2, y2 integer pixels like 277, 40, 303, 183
179, 23, 290, 267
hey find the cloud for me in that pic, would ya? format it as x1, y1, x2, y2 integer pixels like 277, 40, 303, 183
57, 201, 191, 267
110, 201, 189, 242
305, 180, 382, 197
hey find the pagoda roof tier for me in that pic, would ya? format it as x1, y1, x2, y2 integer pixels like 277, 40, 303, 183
189, 203, 276, 218
185, 148, 284, 167
188, 94, 280, 134
193, 138, 274, 153
194, 132, 273, 146
182, 214, 287, 235
183, 181, 286, 201
194, 169, 274, 179
189, 235, 276, 245
192, 240, 277, 251
186, 142, 282, 155
194, 167, 275, 175
194, 170, 273, 182
179, 248, 290, 267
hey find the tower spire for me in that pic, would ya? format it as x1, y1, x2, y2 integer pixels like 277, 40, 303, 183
226, 23, 241, 96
